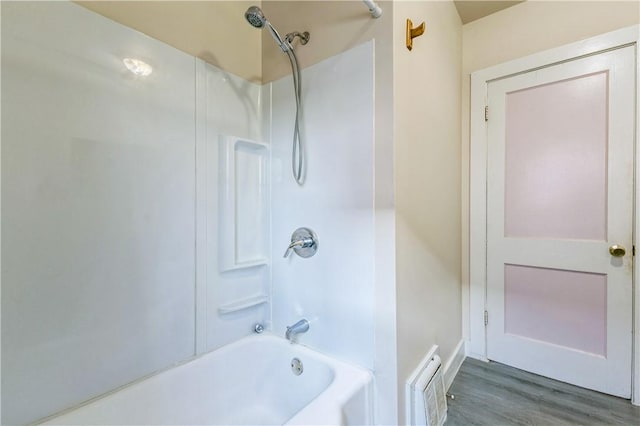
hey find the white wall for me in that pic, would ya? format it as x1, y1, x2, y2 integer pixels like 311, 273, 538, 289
1, 3, 196, 424
199, 62, 269, 353
1, 2, 267, 424
393, 1, 462, 423
269, 41, 375, 369
261, 3, 397, 423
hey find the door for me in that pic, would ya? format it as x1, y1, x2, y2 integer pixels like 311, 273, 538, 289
486, 46, 635, 398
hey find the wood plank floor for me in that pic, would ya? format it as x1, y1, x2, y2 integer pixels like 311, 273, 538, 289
445, 358, 640, 425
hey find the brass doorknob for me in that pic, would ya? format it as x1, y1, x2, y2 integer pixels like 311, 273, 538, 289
609, 245, 626, 257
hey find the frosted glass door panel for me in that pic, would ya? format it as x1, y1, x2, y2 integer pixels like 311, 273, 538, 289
504, 72, 608, 240
504, 264, 606, 356
2, 3, 196, 424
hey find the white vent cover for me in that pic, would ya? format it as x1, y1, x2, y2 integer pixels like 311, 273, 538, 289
406, 346, 448, 426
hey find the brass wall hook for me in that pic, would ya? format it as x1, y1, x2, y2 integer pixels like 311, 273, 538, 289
406, 18, 425, 51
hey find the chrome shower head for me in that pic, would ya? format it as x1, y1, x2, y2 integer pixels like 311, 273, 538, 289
244, 5, 290, 52
245, 6, 266, 28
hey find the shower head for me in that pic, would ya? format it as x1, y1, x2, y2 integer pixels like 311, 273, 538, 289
244, 6, 290, 52
244, 6, 266, 28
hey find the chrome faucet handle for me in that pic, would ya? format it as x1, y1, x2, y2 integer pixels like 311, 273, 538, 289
283, 240, 305, 258
283, 228, 318, 258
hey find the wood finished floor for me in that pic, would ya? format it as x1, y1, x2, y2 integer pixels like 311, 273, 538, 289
445, 358, 640, 426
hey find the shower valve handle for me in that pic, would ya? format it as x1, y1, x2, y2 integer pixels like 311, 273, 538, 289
283, 228, 318, 258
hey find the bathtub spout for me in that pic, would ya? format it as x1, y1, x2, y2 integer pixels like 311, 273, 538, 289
285, 319, 309, 341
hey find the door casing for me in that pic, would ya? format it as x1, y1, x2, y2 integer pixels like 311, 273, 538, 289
468, 25, 640, 405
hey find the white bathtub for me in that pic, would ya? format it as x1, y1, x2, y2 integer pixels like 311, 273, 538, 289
42, 334, 373, 425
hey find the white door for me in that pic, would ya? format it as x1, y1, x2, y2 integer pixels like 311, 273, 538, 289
486, 46, 635, 398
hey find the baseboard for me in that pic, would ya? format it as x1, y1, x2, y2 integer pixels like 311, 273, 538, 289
464, 340, 489, 363
443, 339, 466, 391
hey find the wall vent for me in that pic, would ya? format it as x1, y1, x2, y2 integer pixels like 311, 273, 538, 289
405, 345, 448, 426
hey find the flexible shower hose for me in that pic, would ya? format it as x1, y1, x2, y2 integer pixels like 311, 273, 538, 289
286, 48, 304, 185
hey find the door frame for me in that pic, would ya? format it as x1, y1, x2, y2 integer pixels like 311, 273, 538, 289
468, 25, 640, 405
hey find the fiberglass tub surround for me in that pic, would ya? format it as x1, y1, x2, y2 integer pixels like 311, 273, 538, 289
3, 1, 379, 424
43, 334, 373, 425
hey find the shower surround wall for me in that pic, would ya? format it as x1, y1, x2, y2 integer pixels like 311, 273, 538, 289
268, 42, 376, 370
198, 61, 269, 352
2, 4, 195, 424
3, 1, 388, 424
1, 2, 266, 424
261, 2, 397, 422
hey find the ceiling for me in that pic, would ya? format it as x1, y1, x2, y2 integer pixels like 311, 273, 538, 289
74, 0, 526, 82
454, 1, 525, 24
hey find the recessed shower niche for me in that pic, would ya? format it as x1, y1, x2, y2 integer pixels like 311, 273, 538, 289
218, 135, 269, 272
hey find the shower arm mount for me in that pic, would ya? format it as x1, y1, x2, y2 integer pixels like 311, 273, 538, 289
285, 31, 310, 45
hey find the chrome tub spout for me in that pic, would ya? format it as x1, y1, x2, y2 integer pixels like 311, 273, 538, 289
285, 319, 310, 341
